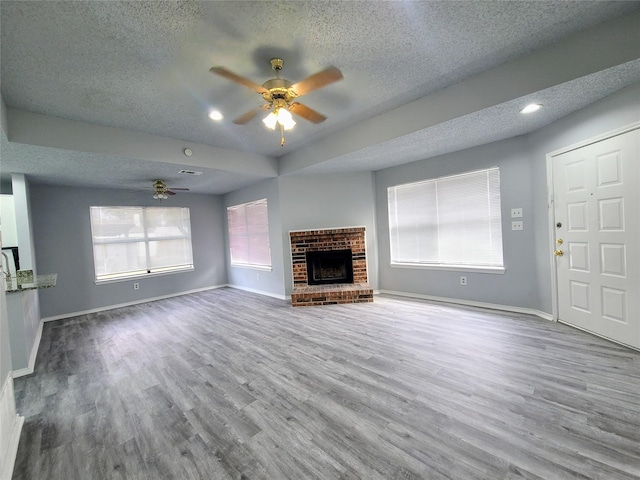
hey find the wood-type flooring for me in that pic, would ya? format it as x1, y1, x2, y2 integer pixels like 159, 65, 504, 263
12, 288, 640, 479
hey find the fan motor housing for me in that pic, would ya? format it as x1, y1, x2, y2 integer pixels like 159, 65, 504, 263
262, 78, 294, 100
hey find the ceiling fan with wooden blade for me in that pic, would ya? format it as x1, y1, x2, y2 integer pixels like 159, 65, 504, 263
209, 66, 269, 94
289, 66, 343, 97
232, 103, 272, 125
152, 179, 189, 200
289, 102, 327, 124
210, 58, 343, 145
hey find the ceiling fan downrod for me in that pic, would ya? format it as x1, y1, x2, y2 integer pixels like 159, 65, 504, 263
270, 58, 284, 78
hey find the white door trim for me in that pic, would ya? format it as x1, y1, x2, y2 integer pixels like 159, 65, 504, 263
546, 121, 640, 324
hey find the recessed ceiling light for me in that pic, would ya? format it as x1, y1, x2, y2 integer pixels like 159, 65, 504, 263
520, 103, 542, 114
208, 110, 223, 121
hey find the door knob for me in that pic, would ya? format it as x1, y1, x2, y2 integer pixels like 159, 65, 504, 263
556, 238, 563, 245
554, 250, 564, 257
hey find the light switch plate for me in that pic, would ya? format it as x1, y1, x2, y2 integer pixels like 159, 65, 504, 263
511, 208, 523, 218
512, 221, 523, 231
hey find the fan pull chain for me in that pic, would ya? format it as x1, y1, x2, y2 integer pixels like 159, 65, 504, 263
280, 123, 285, 146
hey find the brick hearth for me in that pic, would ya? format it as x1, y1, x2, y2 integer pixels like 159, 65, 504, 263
290, 227, 373, 306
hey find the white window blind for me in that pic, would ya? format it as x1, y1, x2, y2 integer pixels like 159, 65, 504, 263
388, 167, 504, 268
90, 206, 193, 282
227, 198, 271, 268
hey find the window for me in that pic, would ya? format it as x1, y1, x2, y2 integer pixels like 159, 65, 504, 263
227, 198, 271, 268
90, 206, 194, 282
388, 167, 504, 270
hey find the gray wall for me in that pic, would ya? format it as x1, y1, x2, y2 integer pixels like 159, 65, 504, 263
279, 172, 379, 295
375, 137, 538, 309
374, 81, 640, 314
223, 178, 286, 298
7, 175, 41, 372
223, 173, 378, 298
12, 175, 37, 272
31, 184, 227, 318
24, 82, 640, 318
0, 282, 12, 387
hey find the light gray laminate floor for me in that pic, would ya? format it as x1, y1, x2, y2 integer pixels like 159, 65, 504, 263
12, 288, 640, 479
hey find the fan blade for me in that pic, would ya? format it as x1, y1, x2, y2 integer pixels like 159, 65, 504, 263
165, 190, 177, 196
289, 102, 327, 124
168, 188, 190, 191
289, 67, 343, 97
210, 66, 269, 94
233, 108, 260, 125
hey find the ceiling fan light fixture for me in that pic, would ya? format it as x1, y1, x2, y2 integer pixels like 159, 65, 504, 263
153, 192, 169, 200
277, 108, 296, 130
263, 107, 296, 131
262, 111, 278, 130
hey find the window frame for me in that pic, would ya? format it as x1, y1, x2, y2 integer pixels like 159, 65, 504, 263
90, 205, 194, 284
387, 167, 505, 274
226, 198, 272, 270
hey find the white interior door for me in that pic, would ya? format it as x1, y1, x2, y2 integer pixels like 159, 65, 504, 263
552, 126, 640, 349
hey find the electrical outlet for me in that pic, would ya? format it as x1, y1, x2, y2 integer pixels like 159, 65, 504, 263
511, 208, 523, 218
133, 282, 139, 290
460, 276, 467, 286
512, 221, 524, 231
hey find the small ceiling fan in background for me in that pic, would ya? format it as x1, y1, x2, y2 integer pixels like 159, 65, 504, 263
210, 58, 343, 146
152, 179, 189, 200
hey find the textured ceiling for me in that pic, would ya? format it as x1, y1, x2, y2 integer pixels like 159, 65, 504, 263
1, 1, 639, 194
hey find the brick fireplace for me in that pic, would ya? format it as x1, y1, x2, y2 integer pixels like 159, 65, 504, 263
290, 227, 373, 306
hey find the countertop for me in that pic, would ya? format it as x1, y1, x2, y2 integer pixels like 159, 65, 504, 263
4, 270, 57, 293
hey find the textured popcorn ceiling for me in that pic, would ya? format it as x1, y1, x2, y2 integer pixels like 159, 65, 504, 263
294, 60, 640, 175
1, 1, 639, 193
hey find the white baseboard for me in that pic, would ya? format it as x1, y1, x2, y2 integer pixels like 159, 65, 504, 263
531, 310, 555, 321
12, 318, 44, 378
227, 284, 288, 301
0, 375, 24, 480
378, 290, 554, 321
41, 284, 227, 323
12, 366, 34, 379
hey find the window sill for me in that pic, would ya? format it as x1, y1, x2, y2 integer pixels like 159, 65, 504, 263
390, 263, 505, 274
95, 266, 194, 285
230, 263, 272, 272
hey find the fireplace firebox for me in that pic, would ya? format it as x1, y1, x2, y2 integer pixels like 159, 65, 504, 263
306, 250, 353, 285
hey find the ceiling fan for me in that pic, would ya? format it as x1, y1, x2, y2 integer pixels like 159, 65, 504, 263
210, 58, 343, 146
152, 179, 189, 200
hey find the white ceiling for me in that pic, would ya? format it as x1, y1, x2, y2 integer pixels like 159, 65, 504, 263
1, 1, 639, 194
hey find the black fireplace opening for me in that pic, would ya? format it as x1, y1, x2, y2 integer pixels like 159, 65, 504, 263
306, 249, 353, 285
